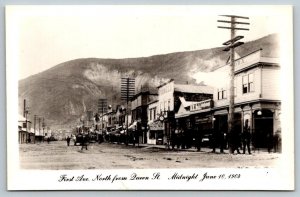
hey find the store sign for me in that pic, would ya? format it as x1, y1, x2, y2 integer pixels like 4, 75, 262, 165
195, 116, 212, 124
190, 99, 213, 112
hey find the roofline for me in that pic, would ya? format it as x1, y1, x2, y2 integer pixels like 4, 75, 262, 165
148, 99, 158, 105
157, 79, 174, 89
131, 91, 158, 100
174, 90, 213, 94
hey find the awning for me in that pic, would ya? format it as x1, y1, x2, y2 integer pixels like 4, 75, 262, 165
175, 113, 191, 119
128, 121, 137, 131
148, 121, 163, 131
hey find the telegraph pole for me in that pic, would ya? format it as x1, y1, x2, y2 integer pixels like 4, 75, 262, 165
218, 15, 249, 153
34, 115, 37, 144
23, 99, 29, 143
98, 98, 108, 131
121, 77, 135, 145
38, 117, 41, 141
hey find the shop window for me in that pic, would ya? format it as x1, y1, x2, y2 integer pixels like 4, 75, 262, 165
149, 130, 156, 139
243, 73, 254, 94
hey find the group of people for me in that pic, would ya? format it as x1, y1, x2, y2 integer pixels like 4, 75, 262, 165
227, 119, 252, 154
65, 134, 89, 150
170, 119, 253, 154
170, 128, 195, 150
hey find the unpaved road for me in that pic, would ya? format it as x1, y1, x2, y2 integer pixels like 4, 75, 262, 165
19, 141, 280, 170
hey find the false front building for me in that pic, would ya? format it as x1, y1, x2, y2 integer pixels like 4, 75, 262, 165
157, 79, 214, 146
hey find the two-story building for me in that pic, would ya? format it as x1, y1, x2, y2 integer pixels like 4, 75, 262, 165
147, 99, 164, 145
157, 79, 214, 145
18, 114, 33, 143
175, 97, 214, 145
131, 89, 158, 144
212, 49, 281, 148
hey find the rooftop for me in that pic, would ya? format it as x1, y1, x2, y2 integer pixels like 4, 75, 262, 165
174, 84, 214, 94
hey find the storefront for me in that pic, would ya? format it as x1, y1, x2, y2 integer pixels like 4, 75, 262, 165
147, 120, 164, 145
212, 101, 281, 150
175, 99, 214, 148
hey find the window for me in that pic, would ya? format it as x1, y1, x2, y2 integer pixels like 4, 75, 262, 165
168, 99, 171, 111
249, 73, 254, 92
218, 89, 227, 100
153, 108, 156, 120
243, 73, 254, 94
149, 130, 156, 139
149, 109, 152, 121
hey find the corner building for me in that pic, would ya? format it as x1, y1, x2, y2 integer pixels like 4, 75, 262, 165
212, 49, 281, 149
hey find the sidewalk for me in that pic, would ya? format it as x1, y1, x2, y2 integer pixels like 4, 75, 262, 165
127, 143, 280, 154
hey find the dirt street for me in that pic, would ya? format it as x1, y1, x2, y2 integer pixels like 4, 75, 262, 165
19, 141, 280, 170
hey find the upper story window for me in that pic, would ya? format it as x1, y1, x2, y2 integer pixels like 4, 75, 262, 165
218, 88, 227, 100
243, 73, 254, 94
149, 109, 152, 121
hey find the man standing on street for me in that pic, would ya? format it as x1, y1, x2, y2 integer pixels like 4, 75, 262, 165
66, 136, 71, 146
81, 135, 88, 150
242, 119, 251, 154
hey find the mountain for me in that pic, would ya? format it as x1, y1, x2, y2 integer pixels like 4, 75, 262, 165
18, 33, 280, 130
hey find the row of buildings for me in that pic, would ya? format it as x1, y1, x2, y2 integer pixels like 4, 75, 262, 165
95, 49, 281, 149
18, 114, 53, 144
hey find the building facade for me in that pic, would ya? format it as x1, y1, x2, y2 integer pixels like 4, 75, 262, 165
212, 49, 281, 149
157, 79, 214, 146
131, 90, 158, 144
147, 100, 164, 145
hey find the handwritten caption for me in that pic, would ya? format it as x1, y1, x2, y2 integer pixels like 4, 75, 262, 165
58, 172, 241, 183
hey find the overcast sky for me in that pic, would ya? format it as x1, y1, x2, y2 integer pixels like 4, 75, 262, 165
6, 5, 291, 80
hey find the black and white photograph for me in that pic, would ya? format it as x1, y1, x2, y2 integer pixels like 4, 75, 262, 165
6, 5, 294, 190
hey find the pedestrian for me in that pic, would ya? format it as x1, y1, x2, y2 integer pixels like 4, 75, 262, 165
211, 129, 217, 153
195, 129, 202, 152
273, 129, 281, 153
219, 131, 225, 153
267, 132, 273, 153
171, 132, 176, 150
66, 136, 71, 146
242, 119, 251, 154
230, 126, 241, 154
47, 137, 50, 144
81, 135, 88, 150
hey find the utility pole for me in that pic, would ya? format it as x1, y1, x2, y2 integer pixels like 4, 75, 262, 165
23, 99, 29, 143
38, 117, 41, 141
218, 15, 249, 153
98, 98, 108, 133
121, 77, 135, 145
42, 117, 45, 137
34, 115, 37, 144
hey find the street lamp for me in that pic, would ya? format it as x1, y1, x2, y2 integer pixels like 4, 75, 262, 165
257, 110, 262, 116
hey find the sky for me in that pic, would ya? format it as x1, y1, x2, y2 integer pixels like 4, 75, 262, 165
5, 5, 291, 80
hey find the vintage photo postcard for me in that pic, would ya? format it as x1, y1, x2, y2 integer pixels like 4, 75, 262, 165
6, 5, 294, 190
